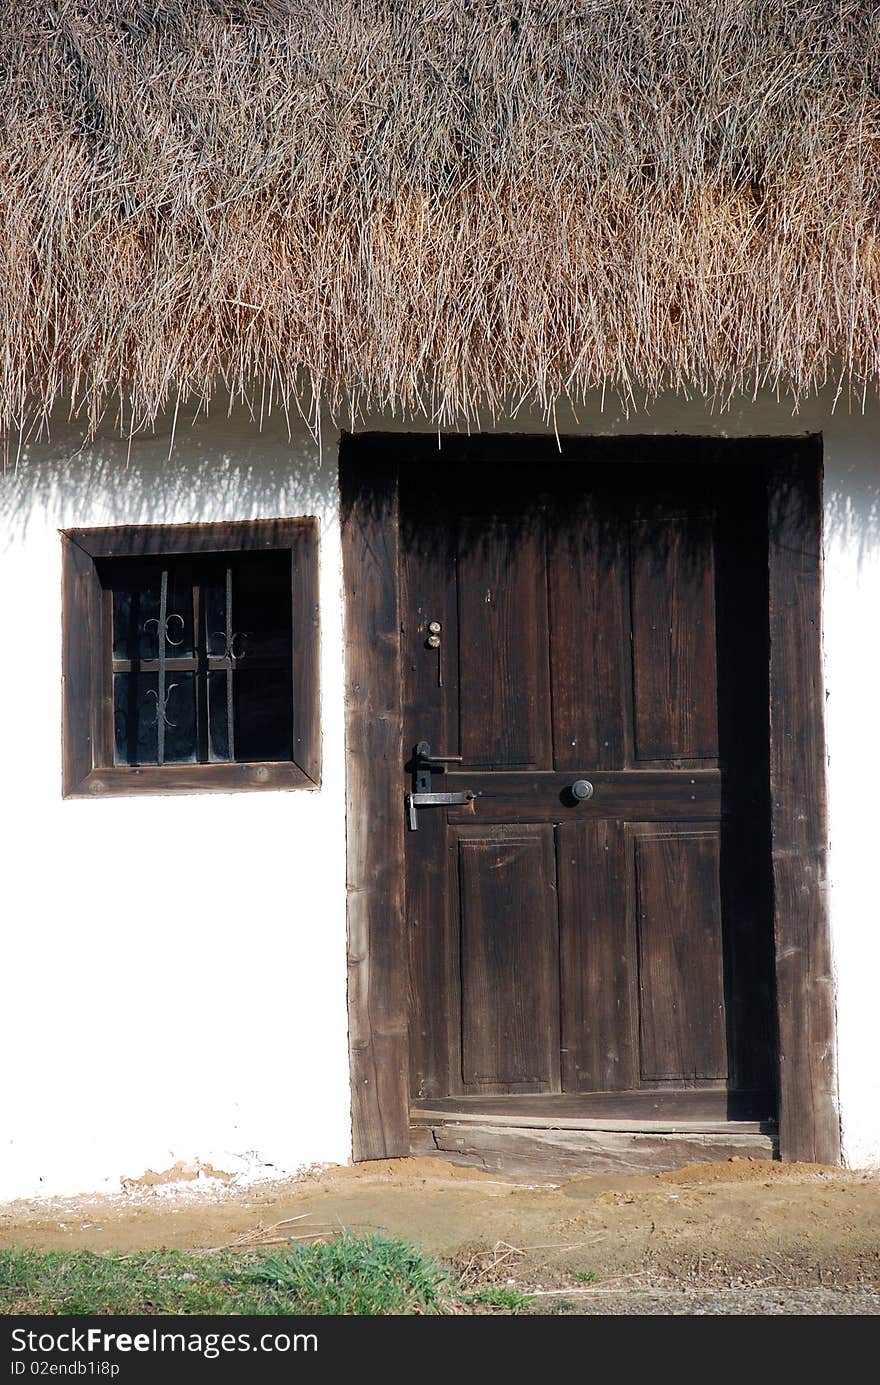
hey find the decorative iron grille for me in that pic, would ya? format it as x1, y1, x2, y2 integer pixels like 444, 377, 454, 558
108, 550, 293, 766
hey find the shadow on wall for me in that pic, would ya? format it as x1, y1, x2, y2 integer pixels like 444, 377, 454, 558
0, 401, 335, 552
823, 468, 880, 569
2, 397, 880, 569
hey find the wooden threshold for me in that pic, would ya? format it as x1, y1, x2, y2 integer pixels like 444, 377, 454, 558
411, 1090, 772, 1123
410, 1092, 777, 1176
413, 1111, 772, 1136
412, 1122, 777, 1177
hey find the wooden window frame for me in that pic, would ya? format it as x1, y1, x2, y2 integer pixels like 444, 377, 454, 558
340, 433, 840, 1167
61, 519, 320, 797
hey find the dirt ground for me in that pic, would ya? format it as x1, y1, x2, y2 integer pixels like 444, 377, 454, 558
2, 1157, 879, 1314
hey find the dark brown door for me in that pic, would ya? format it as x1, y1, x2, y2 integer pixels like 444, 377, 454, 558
401, 440, 775, 1120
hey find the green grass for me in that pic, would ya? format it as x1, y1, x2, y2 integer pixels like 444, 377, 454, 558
0, 1235, 454, 1316
460, 1284, 532, 1312
244, 1235, 450, 1316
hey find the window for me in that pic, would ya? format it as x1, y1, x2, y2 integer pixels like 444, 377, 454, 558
61, 520, 319, 796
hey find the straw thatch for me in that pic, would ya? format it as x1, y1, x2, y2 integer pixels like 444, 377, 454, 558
2, 0, 880, 435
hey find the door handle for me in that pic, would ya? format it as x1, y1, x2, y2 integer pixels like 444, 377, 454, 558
412, 740, 463, 795
414, 741, 463, 765
569, 779, 594, 801
407, 790, 475, 831
409, 741, 472, 827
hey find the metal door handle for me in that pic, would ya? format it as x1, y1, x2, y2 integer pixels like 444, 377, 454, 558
409, 740, 472, 827
407, 790, 475, 830
415, 741, 463, 764
569, 779, 594, 801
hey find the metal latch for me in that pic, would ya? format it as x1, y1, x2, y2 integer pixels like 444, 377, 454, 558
406, 789, 476, 831
407, 741, 475, 829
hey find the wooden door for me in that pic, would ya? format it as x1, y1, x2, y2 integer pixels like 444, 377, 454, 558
401, 442, 775, 1119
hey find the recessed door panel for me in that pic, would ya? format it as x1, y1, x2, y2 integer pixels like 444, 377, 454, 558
557, 818, 636, 1092
632, 825, 728, 1081
457, 511, 551, 769
631, 514, 718, 763
458, 827, 559, 1088
548, 491, 630, 771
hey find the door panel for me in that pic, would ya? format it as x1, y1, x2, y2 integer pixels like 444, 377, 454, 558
407, 803, 457, 1102
630, 514, 718, 763
548, 492, 631, 771
458, 826, 559, 1088
457, 511, 551, 768
631, 825, 728, 1081
557, 818, 636, 1092
401, 447, 774, 1120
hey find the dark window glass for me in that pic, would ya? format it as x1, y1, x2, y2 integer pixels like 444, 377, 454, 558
111, 563, 194, 661
114, 671, 158, 765
231, 552, 294, 663
235, 667, 294, 761
163, 674, 197, 763
106, 552, 292, 767
113, 582, 160, 662
114, 673, 197, 766
203, 569, 229, 659
207, 669, 231, 762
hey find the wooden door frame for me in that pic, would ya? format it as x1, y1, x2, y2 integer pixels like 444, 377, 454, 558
340, 433, 840, 1166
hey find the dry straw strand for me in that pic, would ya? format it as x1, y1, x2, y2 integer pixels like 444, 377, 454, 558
1, 0, 879, 437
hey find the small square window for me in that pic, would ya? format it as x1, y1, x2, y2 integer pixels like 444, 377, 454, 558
61, 520, 319, 796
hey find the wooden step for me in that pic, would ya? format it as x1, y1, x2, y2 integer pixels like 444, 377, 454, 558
411, 1119, 777, 1177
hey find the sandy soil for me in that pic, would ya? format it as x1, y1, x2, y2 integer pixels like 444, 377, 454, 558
2, 1157, 879, 1310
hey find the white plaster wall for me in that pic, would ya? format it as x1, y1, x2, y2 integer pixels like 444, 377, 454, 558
1, 387, 878, 1200
0, 404, 352, 1200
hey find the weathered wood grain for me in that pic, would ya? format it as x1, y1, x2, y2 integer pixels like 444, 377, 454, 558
72, 762, 315, 796
458, 828, 559, 1087
633, 826, 727, 1081
67, 518, 312, 558
457, 500, 551, 768
425, 1122, 776, 1176
340, 443, 410, 1160
411, 1090, 772, 1120
548, 485, 630, 771
291, 522, 321, 785
767, 447, 840, 1165
61, 535, 103, 796
557, 818, 637, 1091
631, 513, 718, 762
400, 472, 462, 1100
413, 1115, 771, 1134
444, 770, 722, 823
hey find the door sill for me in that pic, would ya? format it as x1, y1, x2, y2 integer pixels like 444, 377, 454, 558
410, 1093, 778, 1176
411, 1089, 773, 1123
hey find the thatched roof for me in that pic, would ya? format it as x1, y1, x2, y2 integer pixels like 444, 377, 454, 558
3, 1, 880, 435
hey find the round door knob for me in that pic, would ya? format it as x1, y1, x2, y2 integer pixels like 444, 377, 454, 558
570, 779, 594, 801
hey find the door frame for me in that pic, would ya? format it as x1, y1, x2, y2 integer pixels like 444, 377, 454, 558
340, 432, 840, 1166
